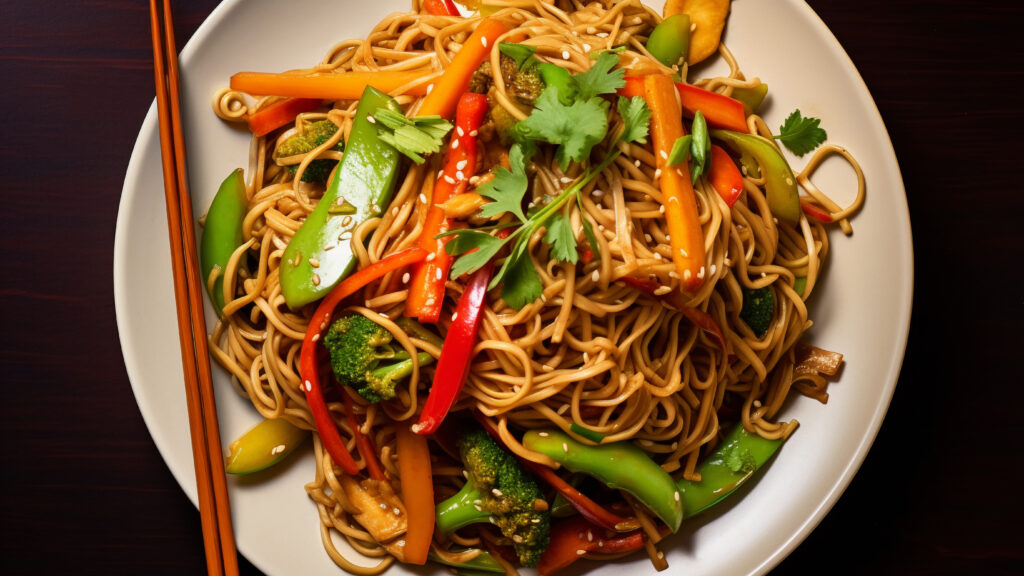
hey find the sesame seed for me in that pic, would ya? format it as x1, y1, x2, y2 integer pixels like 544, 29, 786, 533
457, 126, 465, 137
311, 333, 320, 342
587, 26, 597, 34
308, 257, 320, 268
697, 266, 706, 279
665, 234, 671, 241
481, 36, 488, 48
380, 312, 389, 319
592, 189, 603, 198
560, 176, 573, 183
426, 84, 434, 94
304, 380, 312, 392
598, 541, 604, 547
391, 206, 399, 216
655, 169, 662, 179
539, 432, 549, 437
341, 215, 353, 227
587, 531, 593, 542
660, 150, 668, 160
456, 159, 468, 170
634, 159, 642, 167
419, 193, 428, 204
393, 507, 402, 515
311, 273, 321, 286
562, 50, 571, 60
683, 269, 692, 281
380, 503, 387, 509
398, 540, 406, 547
576, 550, 586, 556
710, 264, 717, 275
402, 272, 410, 284
591, 270, 600, 282
367, 115, 376, 124
436, 268, 443, 280
452, 312, 458, 321
452, 139, 459, 149
596, 32, 608, 38
426, 252, 436, 262
271, 444, 286, 455
583, 43, 592, 51
444, 175, 456, 184
659, 204, 666, 214
469, 129, 478, 137
562, 442, 569, 453
456, 171, 465, 180
654, 285, 672, 296
674, 491, 680, 502
654, 253, 662, 260
761, 272, 767, 278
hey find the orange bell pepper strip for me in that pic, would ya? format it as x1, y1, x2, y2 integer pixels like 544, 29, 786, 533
415, 17, 510, 119
423, 0, 460, 15
619, 76, 748, 133
708, 144, 744, 207
537, 516, 646, 576
247, 97, 323, 137
643, 74, 707, 293
230, 70, 430, 100
406, 92, 488, 323
298, 248, 428, 475
394, 425, 435, 564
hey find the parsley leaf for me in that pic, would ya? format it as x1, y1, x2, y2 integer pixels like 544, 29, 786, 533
689, 110, 710, 183
572, 51, 626, 101
498, 248, 543, 310
616, 96, 650, 145
543, 209, 578, 264
517, 86, 608, 171
499, 42, 537, 69
443, 230, 509, 279
477, 144, 529, 222
668, 135, 692, 166
776, 109, 827, 156
373, 108, 452, 164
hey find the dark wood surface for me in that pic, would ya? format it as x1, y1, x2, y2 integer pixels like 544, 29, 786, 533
2, 1, 1022, 574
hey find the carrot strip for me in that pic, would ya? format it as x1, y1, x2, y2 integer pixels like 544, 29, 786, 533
643, 74, 707, 293
620, 76, 748, 132
406, 92, 488, 323
395, 426, 435, 564
230, 70, 429, 100
416, 17, 510, 119
247, 97, 322, 137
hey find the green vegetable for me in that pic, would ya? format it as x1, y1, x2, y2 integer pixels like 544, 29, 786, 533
739, 285, 774, 338
689, 110, 710, 183
199, 168, 248, 314
517, 87, 609, 171
793, 276, 807, 296
498, 42, 538, 69
372, 108, 452, 164
668, 134, 693, 166
775, 109, 827, 156
322, 315, 440, 403
677, 423, 785, 517
436, 425, 551, 567
711, 129, 801, 222
224, 418, 307, 475
731, 82, 769, 115
522, 429, 683, 533
569, 422, 605, 443
279, 86, 402, 308
427, 549, 504, 574
645, 13, 691, 67
536, 62, 574, 104
275, 120, 344, 183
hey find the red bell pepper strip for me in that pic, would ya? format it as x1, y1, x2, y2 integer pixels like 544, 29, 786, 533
343, 393, 385, 481
406, 92, 488, 323
423, 0, 460, 16
619, 276, 728, 355
416, 17, 510, 119
708, 144, 744, 207
643, 74, 707, 293
299, 248, 428, 474
801, 200, 834, 223
537, 516, 646, 576
412, 262, 492, 435
619, 76, 748, 133
247, 97, 322, 137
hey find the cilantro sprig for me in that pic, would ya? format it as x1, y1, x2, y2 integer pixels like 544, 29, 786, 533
442, 53, 650, 309
372, 108, 452, 164
775, 109, 827, 156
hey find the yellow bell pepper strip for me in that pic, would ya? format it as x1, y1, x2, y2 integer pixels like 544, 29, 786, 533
708, 143, 744, 206
676, 423, 785, 517
619, 76, 748, 133
645, 13, 691, 67
710, 129, 801, 222
644, 74, 707, 293
280, 86, 403, 308
199, 168, 247, 315
229, 70, 429, 100
536, 516, 646, 576
223, 418, 307, 475
299, 247, 428, 475
405, 92, 489, 323
416, 17, 511, 119
411, 262, 493, 436
395, 425, 435, 565
246, 97, 322, 137
522, 429, 684, 533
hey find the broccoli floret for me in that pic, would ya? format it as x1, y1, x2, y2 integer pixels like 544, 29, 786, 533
436, 425, 550, 567
322, 315, 434, 403
740, 286, 775, 338
275, 120, 344, 184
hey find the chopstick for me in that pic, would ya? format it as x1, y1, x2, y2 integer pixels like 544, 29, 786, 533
148, 1, 240, 575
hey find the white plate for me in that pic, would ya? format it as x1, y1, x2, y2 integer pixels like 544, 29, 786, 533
115, 1, 912, 574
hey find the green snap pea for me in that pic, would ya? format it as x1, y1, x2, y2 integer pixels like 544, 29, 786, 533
199, 168, 247, 314
712, 129, 801, 222
645, 13, 691, 68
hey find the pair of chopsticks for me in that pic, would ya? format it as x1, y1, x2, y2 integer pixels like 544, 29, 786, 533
149, 1, 240, 575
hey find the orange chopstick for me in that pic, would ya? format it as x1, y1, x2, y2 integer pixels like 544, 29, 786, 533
149, 1, 239, 575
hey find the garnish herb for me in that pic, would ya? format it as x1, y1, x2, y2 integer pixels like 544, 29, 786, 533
372, 108, 452, 164
775, 109, 827, 156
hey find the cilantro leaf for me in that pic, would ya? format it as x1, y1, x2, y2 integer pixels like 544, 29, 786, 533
572, 51, 625, 101
543, 209, 578, 264
668, 135, 692, 166
517, 87, 608, 171
477, 144, 530, 222
499, 42, 537, 69
689, 110, 710, 183
442, 229, 509, 279
498, 249, 543, 310
616, 96, 650, 145
373, 108, 452, 164
776, 109, 827, 156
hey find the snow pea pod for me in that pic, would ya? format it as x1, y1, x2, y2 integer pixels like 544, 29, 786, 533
199, 168, 247, 314
676, 423, 785, 517
711, 129, 801, 222
280, 86, 403, 308
522, 429, 683, 533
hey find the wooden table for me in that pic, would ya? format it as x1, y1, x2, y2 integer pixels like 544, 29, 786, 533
2, 1, 1021, 574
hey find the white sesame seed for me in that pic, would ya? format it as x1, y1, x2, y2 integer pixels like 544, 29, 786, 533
452, 312, 458, 321
311, 333, 320, 342
654, 285, 672, 296
435, 268, 443, 280
426, 252, 436, 262
311, 273, 321, 286
481, 36, 488, 48
591, 270, 600, 282
655, 169, 662, 179
596, 32, 608, 38
683, 269, 692, 281
576, 550, 586, 556
393, 507, 402, 515
562, 442, 569, 453
379, 312, 389, 319
457, 126, 465, 137
539, 432, 549, 437
419, 193, 428, 204
660, 150, 668, 160
456, 171, 465, 180
304, 380, 312, 392
634, 159, 642, 167
674, 491, 680, 502
426, 84, 434, 94
444, 175, 456, 185
659, 204, 666, 214
367, 115, 376, 124
452, 139, 459, 149
592, 189, 603, 198
665, 234, 671, 241
562, 50, 571, 60
456, 159, 468, 170
654, 253, 662, 260
492, 488, 503, 497
469, 129, 478, 137
587, 26, 597, 34
271, 444, 286, 455
398, 540, 406, 547
380, 503, 387, 509
710, 264, 717, 275
560, 176, 573, 184
402, 272, 410, 284
587, 531, 593, 542
308, 257, 320, 268
391, 206, 399, 216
